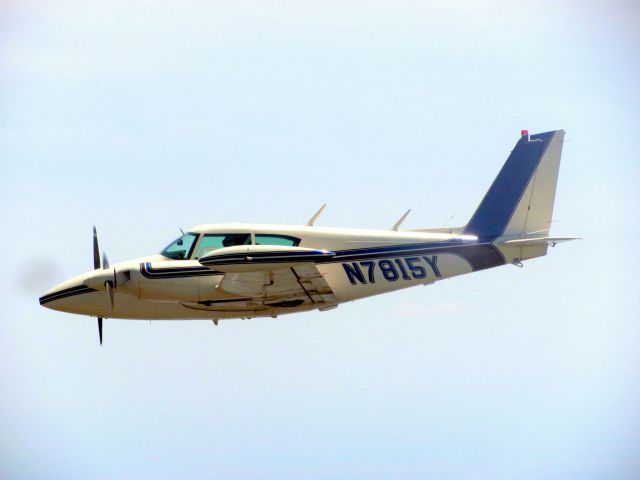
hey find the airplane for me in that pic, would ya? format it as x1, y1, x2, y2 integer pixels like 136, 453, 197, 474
40, 129, 578, 344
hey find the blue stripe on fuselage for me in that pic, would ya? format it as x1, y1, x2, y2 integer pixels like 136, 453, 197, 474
141, 240, 506, 279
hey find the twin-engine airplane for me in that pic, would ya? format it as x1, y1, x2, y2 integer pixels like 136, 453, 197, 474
40, 130, 577, 344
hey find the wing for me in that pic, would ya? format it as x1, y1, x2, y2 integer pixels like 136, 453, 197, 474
184, 245, 337, 314
218, 263, 336, 308
181, 263, 337, 315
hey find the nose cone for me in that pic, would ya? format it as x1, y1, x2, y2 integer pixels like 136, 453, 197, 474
39, 273, 99, 313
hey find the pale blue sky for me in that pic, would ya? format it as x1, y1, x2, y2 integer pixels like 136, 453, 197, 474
1, 1, 639, 479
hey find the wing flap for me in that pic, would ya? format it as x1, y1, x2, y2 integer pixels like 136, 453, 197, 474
290, 264, 335, 304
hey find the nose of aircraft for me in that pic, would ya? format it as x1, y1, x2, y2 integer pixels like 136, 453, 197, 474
39, 272, 102, 314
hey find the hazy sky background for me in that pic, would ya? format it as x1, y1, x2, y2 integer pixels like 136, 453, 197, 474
1, 1, 639, 479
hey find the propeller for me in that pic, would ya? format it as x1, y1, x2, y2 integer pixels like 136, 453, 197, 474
93, 226, 115, 345
93, 226, 101, 270
90, 227, 132, 345
106, 281, 114, 309
102, 251, 115, 309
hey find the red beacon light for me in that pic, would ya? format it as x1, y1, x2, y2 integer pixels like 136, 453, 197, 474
521, 129, 529, 137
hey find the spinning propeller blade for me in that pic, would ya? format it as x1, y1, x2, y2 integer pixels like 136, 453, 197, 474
106, 282, 114, 309
93, 227, 113, 345
93, 226, 100, 270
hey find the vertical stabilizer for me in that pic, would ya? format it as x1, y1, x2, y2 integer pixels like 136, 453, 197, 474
463, 130, 565, 241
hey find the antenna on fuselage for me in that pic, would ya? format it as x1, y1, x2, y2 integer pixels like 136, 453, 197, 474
391, 209, 411, 231
180, 228, 185, 235
442, 214, 456, 227
306, 204, 326, 226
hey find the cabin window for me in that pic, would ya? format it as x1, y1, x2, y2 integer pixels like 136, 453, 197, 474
194, 233, 251, 259
255, 234, 301, 247
161, 233, 199, 260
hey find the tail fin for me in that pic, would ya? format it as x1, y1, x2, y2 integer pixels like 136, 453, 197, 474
463, 130, 565, 241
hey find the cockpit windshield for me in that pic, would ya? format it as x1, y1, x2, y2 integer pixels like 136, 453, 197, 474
160, 232, 199, 260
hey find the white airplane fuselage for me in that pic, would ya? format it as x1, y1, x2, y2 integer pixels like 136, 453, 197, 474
40, 130, 576, 337
41, 224, 498, 320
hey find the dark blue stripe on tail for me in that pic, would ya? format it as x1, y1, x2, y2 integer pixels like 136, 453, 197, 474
463, 131, 556, 240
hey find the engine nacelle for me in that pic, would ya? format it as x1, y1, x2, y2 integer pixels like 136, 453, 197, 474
131, 262, 225, 302
84, 263, 221, 303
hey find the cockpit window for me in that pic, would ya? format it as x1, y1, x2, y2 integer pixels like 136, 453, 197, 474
194, 233, 251, 259
161, 233, 199, 260
255, 234, 300, 247
162, 232, 300, 260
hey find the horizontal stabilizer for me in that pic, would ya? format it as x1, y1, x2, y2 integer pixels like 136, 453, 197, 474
499, 236, 580, 247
